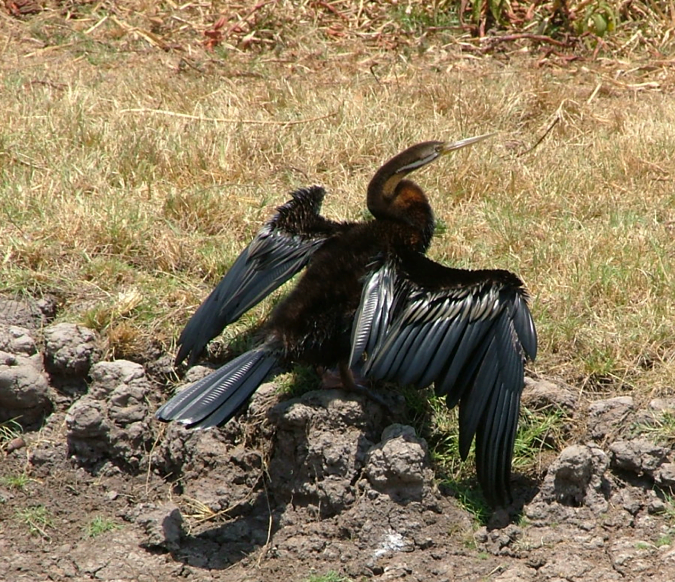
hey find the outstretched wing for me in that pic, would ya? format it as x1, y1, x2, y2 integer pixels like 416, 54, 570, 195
350, 253, 537, 507
176, 186, 346, 366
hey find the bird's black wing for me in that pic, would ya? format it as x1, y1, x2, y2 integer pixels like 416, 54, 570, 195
176, 186, 346, 366
350, 253, 537, 507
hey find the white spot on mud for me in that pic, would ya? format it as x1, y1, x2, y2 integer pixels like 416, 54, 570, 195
373, 530, 407, 558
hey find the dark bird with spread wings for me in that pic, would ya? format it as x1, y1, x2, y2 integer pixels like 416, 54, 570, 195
156, 135, 537, 507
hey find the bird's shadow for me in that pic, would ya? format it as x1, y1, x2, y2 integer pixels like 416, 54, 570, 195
168, 491, 279, 570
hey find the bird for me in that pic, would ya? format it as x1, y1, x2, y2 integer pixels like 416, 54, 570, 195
156, 134, 537, 507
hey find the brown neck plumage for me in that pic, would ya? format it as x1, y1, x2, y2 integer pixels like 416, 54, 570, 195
366, 145, 438, 248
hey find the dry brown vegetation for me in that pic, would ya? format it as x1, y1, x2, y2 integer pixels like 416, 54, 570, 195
1, 4, 675, 409
1, 3, 675, 580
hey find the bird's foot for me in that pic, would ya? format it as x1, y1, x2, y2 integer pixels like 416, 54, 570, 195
319, 363, 390, 408
320, 367, 352, 390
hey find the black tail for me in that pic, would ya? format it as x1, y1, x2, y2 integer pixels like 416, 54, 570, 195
156, 348, 278, 429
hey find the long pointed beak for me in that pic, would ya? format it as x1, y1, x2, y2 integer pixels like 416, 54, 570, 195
440, 132, 496, 155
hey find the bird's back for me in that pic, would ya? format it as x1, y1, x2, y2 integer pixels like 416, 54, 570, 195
264, 219, 419, 367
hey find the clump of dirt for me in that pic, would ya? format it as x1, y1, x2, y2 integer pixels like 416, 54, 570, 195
1, 295, 675, 582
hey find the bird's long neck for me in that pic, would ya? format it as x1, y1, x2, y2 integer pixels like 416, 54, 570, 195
367, 160, 435, 251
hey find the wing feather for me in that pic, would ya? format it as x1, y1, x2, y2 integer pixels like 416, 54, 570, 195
156, 348, 277, 429
176, 186, 346, 366
351, 253, 537, 507
350, 261, 397, 368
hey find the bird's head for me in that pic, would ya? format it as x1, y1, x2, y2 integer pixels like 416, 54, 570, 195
368, 133, 495, 208
391, 133, 496, 176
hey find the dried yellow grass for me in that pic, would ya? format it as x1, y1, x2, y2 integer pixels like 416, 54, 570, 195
1, 5, 674, 403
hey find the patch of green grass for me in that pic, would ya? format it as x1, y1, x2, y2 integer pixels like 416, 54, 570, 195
517, 514, 531, 528
512, 407, 567, 472
446, 480, 491, 525
391, 3, 459, 33
85, 516, 121, 538
0, 473, 31, 490
16, 506, 53, 539
409, 391, 565, 487
655, 534, 672, 548
632, 411, 675, 445
404, 390, 565, 521
275, 365, 322, 398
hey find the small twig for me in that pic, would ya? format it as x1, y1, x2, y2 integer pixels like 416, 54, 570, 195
120, 107, 337, 126
485, 33, 571, 48
26, 79, 67, 91
517, 116, 560, 158
223, 0, 275, 38
587, 82, 602, 104
486, 564, 505, 579
145, 424, 164, 496
256, 476, 274, 568
29, 520, 52, 541
369, 63, 381, 85
313, 0, 350, 21
84, 14, 109, 35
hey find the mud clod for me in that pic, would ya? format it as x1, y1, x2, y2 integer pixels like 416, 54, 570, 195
525, 444, 610, 521
587, 396, 635, 440
522, 377, 577, 414
65, 360, 157, 470
609, 439, 669, 476
44, 322, 99, 377
135, 503, 185, 552
365, 424, 432, 502
655, 463, 675, 488
0, 324, 38, 356
0, 350, 53, 426
268, 388, 383, 517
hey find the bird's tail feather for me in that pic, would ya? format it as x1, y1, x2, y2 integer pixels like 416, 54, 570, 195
156, 348, 277, 429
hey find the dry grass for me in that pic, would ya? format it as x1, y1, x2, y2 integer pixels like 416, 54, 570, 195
1, 5, 674, 400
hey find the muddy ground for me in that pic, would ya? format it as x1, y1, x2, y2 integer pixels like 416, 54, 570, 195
1, 296, 675, 582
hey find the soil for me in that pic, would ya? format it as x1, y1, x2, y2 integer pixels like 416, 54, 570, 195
1, 297, 675, 582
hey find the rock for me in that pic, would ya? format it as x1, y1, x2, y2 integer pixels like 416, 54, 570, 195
648, 494, 667, 514
5, 436, 26, 454
610, 485, 644, 515
609, 439, 668, 476
655, 463, 675, 488
0, 325, 37, 356
608, 536, 659, 575
135, 503, 184, 552
475, 524, 522, 557
0, 351, 53, 425
493, 564, 537, 582
365, 424, 432, 503
549, 444, 610, 507
525, 444, 610, 521
522, 377, 577, 414
587, 396, 635, 440
0, 297, 47, 329
268, 389, 384, 517
44, 323, 98, 377
65, 360, 157, 470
